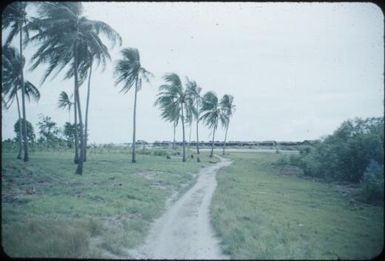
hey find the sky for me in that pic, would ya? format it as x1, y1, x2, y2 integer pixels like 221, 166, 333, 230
1, 2, 384, 144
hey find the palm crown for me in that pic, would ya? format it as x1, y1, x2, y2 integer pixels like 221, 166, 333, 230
114, 48, 152, 93
27, 2, 122, 84
200, 91, 226, 129
2, 45, 40, 107
220, 94, 235, 128
2, 2, 28, 46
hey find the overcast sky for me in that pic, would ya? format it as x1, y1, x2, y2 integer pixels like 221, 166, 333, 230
1, 2, 383, 144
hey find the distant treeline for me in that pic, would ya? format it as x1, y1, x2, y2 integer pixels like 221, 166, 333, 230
151, 140, 319, 147
80, 140, 319, 148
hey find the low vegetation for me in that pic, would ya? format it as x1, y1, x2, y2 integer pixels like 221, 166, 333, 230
211, 152, 383, 259
288, 117, 384, 204
2, 148, 211, 258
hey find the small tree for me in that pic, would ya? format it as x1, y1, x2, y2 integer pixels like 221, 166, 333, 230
14, 118, 35, 143
63, 122, 80, 148
37, 115, 61, 145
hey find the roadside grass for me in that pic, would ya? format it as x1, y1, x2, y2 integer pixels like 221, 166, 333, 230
211, 152, 384, 259
1, 148, 210, 258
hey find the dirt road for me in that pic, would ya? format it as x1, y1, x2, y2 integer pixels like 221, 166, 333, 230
128, 156, 231, 259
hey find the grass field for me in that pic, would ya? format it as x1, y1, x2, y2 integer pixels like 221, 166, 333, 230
1, 148, 213, 258
211, 152, 384, 259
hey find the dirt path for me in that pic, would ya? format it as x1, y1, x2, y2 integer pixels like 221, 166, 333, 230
128, 155, 232, 259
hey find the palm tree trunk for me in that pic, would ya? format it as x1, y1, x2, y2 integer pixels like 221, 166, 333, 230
19, 19, 28, 162
84, 58, 93, 162
188, 123, 192, 151
196, 98, 200, 155
181, 102, 186, 162
73, 86, 79, 164
210, 126, 217, 158
172, 121, 176, 150
196, 117, 200, 154
15, 92, 23, 159
222, 124, 229, 155
196, 117, 200, 162
132, 79, 139, 163
74, 46, 84, 175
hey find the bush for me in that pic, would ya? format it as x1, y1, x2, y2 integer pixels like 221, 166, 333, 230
358, 160, 384, 204
290, 117, 384, 183
152, 150, 168, 157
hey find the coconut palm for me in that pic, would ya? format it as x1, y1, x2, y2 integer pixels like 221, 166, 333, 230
2, 46, 40, 159
58, 91, 74, 122
154, 90, 180, 150
158, 73, 191, 162
156, 73, 191, 162
65, 41, 116, 162
220, 94, 235, 155
200, 91, 227, 158
2, 1, 31, 161
57, 90, 78, 161
28, 2, 121, 174
185, 78, 202, 161
114, 48, 152, 163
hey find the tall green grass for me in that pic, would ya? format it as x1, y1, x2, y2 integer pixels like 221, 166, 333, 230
2, 149, 210, 258
211, 152, 384, 259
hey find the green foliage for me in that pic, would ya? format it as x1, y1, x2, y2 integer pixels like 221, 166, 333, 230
14, 118, 35, 143
114, 48, 152, 93
358, 160, 384, 204
291, 117, 384, 184
28, 2, 122, 84
2, 46, 40, 107
63, 122, 80, 148
37, 115, 62, 144
152, 149, 168, 157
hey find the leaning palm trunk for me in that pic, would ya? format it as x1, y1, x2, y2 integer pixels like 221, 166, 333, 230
172, 121, 176, 150
210, 126, 217, 158
132, 80, 139, 163
84, 58, 93, 162
222, 125, 229, 155
74, 47, 84, 175
181, 103, 186, 162
196, 118, 200, 162
19, 19, 28, 162
196, 100, 200, 155
73, 86, 79, 164
15, 93, 23, 159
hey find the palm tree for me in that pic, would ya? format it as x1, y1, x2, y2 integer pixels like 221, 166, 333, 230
154, 91, 180, 150
200, 91, 227, 158
114, 48, 152, 163
220, 94, 235, 155
156, 73, 191, 162
2, 1, 31, 161
58, 91, 74, 122
2, 46, 40, 159
185, 78, 202, 161
28, 2, 121, 174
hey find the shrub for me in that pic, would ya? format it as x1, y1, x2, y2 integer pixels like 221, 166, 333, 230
358, 160, 384, 204
291, 117, 384, 183
152, 150, 168, 157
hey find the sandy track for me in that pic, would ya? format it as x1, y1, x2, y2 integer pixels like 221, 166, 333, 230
128, 156, 231, 259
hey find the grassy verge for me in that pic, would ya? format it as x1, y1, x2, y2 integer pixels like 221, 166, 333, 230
1, 148, 210, 258
211, 152, 384, 259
